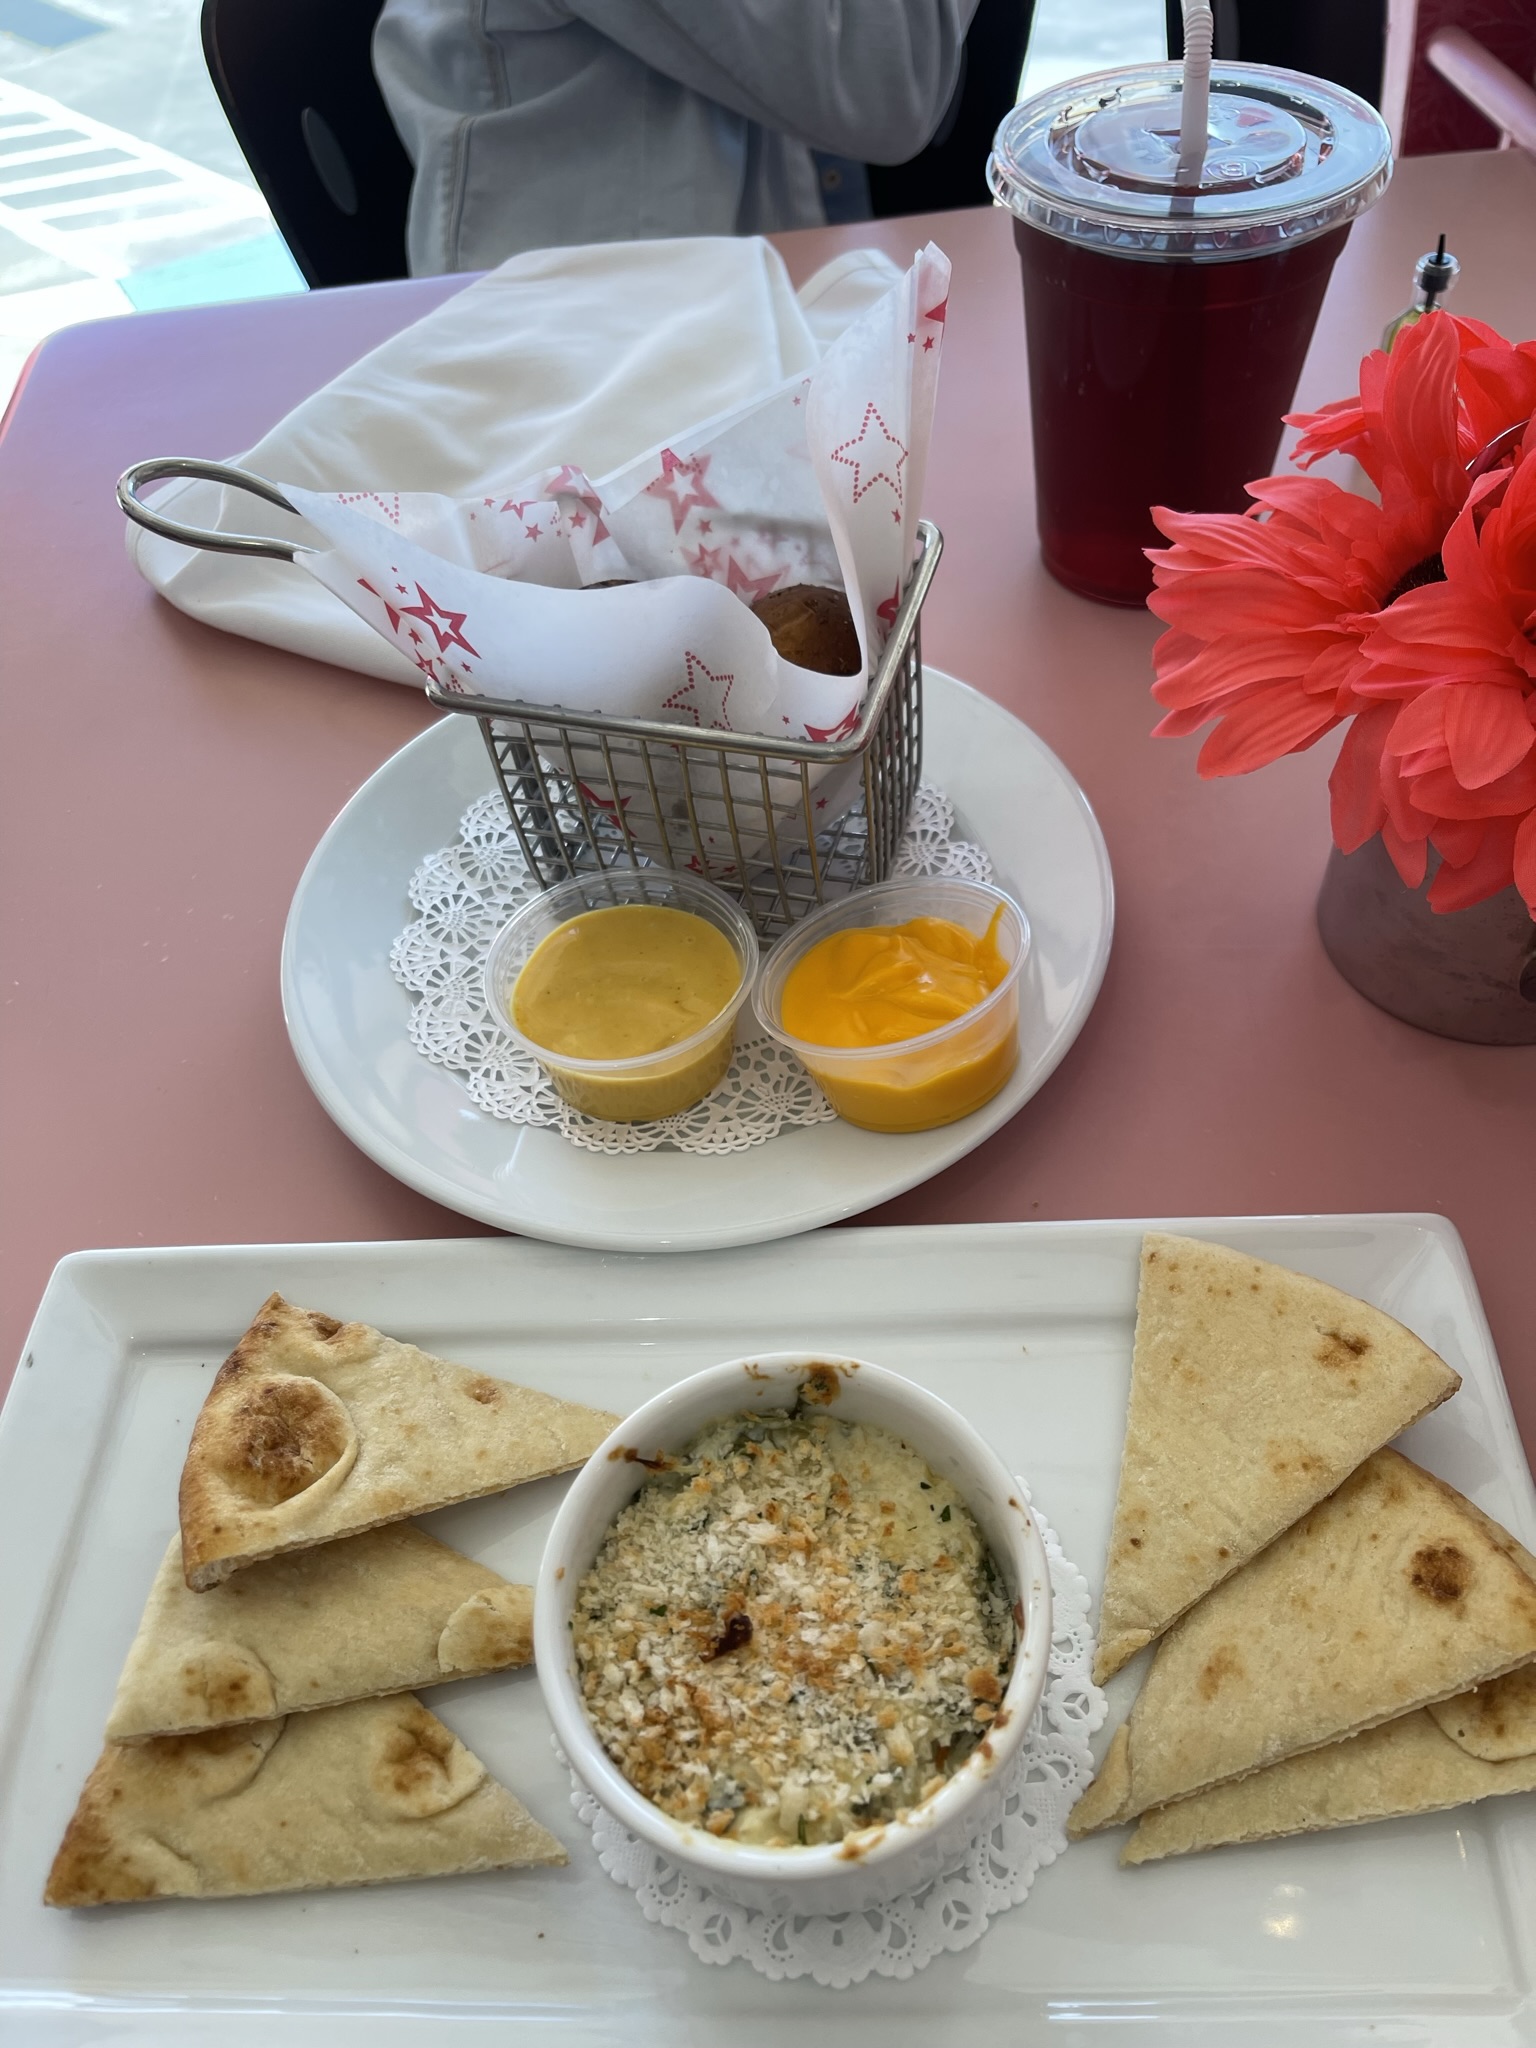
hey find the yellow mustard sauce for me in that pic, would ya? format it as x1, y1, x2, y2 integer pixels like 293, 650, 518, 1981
511, 904, 741, 1121
779, 906, 1017, 1132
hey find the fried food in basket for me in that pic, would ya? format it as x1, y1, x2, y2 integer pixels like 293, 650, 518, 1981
752, 584, 862, 676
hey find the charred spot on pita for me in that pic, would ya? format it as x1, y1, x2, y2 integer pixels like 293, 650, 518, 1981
1409, 1543, 1473, 1603
1315, 1327, 1372, 1368
1196, 1644, 1244, 1701
212, 1375, 352, 1504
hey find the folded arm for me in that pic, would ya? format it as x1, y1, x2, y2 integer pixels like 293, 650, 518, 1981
564, 0, 982, 163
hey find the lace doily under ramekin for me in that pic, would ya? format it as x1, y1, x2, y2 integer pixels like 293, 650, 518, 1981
389, 783, 992, 1156
557, 1483, 1104, 1987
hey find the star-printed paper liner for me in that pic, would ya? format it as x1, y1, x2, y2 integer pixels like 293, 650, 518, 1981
278, 243, 950, 758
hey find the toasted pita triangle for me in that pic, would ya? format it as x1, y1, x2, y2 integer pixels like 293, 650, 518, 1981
1121, 1709, 1536, 1864
178, 1296, 619, 1589
1093, 1235, 1460, 1682
1425, 1502, 1536, 1760
45, 1693, 565, 1905
108, 1524, 535, 1741
1427, 1665, 1536, 1761
1070, 1450, 1536, 1836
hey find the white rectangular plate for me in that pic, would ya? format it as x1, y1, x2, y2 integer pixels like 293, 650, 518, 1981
2, 1218, 1533, 2046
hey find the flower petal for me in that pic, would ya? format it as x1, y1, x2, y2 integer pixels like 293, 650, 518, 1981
1513, 809, 1536, 918
1426, 816, 1518, 911
1444, 680, 1536, 788
1329, 704, 1394, 851
1381, 815, 1429, 888
1195, 686, 1342, 777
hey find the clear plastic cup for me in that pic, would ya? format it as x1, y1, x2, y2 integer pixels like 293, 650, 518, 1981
485, 870, 758, 1123
989, 63, 1393, 606
753, 879, 1029, 1133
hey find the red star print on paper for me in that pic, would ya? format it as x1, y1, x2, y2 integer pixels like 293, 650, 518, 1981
804, 701, 861, 743
546, 464, 610, 543
337, 491, 401, 524
663, 651, 735, 730
357, 577, 402, 631
876, 584, 901, 628
412, 652, 439, 682
687, 542, 723, 575
830, 403, 907, 508
577, 779, 633, 817
524, 523, 541, 541
725, 556, 781, 603
400, 583, 479, 658
644, 447, 720, 533
923, 296, 948, 325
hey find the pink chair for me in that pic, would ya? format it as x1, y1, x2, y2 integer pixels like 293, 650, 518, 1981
1384, 0, 1536, 153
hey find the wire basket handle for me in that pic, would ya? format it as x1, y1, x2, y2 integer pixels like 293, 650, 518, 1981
116, 458, 314, 561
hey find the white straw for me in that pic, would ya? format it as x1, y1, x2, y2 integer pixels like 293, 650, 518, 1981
1176, 0, 1214, 187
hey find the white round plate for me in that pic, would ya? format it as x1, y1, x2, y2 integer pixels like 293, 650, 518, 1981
281, 668, 1113, 1251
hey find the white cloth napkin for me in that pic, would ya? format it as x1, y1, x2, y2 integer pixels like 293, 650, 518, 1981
129, 236, 906, 689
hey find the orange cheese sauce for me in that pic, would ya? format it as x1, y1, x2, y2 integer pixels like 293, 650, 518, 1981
780, 908, 1008, 1048
779, 907, 1018, 1133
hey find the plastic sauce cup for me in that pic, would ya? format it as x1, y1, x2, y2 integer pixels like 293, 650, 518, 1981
754, 879, 1029, 1133
485, 871, 758, 1123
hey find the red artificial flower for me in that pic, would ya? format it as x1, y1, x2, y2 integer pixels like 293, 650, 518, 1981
1148, 312, 1536, 916
1348, 446, 1536, 911
1149, 315, 1468, 773
1288, 315, 1536, 482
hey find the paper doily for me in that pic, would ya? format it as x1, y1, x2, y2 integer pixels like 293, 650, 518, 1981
390, 783, 992, 1156
560, 1484, 1104, 1986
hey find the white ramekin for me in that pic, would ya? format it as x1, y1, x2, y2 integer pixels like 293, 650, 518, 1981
534, 1352, 1052, 1915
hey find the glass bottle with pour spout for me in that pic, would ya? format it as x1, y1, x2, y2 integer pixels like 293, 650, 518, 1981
1382, 235, 1460, 352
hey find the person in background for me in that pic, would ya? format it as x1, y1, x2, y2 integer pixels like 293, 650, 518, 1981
373, 0, 985, 275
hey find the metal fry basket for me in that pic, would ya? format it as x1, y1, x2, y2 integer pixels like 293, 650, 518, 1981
423, 522, 940, 938
114, 457, 940, 940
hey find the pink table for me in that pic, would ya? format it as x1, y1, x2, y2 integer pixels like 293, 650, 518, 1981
4, 152, 1535, 1455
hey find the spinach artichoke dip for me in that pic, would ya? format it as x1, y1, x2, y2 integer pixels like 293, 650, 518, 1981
572, 1408, 1016, 1847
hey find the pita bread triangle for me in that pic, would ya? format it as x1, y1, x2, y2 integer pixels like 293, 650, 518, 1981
178, 1295, 619, 1589
1426, 1501, 1536, 1761
1121, 1708, 1536, 1865
45, 1693, 565, 1906
1070, 1449, 1536, 1836
108, 1523, 535, 1742
1093, 1234, 1460, 1682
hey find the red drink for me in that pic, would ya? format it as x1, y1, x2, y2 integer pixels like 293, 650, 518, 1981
990, 64, 1392, 606
1014, 217, 1349, 606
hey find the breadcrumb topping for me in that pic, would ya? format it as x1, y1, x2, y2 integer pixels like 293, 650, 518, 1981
572, 1409, 1014, 1847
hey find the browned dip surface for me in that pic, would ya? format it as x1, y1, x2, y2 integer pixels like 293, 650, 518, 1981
571, 1409, 1015, 1846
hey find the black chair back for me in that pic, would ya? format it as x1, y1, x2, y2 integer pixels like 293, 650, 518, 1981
201, 0, 413, 288
868, 0, 1038, 217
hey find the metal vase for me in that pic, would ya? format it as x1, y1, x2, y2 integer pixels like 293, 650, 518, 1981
1316, 835, 1536, 1045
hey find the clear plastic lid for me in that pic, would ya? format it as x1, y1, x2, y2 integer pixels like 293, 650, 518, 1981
989, 62, 1392, 261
